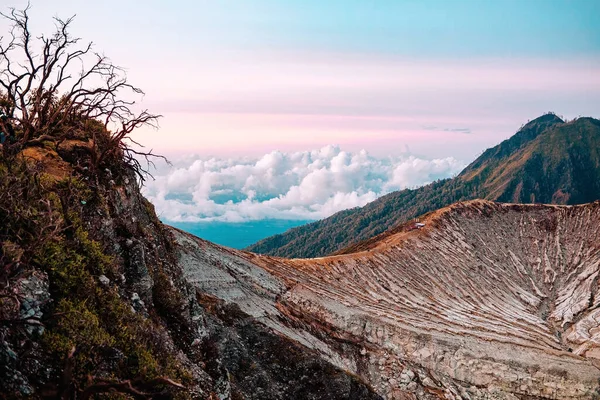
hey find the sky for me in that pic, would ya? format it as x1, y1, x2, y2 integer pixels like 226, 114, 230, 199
3, 0, 599, 160
2, 1, 600, 230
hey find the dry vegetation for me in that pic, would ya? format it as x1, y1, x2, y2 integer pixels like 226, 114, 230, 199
0, 6, 193, 399
0, 5, 164, 182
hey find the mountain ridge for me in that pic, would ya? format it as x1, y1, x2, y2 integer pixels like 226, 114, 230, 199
246, 114, 600, 258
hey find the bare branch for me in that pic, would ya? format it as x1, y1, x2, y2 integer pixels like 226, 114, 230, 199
0, 5, 163, 181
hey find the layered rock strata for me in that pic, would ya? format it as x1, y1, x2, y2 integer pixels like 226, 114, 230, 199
171, 200, 600, 399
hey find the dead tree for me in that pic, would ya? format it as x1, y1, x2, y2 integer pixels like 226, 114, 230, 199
0, 5, 163, 180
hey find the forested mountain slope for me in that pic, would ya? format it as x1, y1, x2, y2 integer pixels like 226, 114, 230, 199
246, 114, 600, 258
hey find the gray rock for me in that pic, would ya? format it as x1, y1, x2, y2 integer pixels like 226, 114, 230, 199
422, 377, 435, 388
17, 272, 50, 336
0, 340, 33, 396
127, 243, 153, 304
400, 368, 415, 384
98, 275, 110, 286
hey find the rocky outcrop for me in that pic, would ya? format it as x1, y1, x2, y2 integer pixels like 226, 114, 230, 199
171, 200, 600, 399
88, 170, 383, 399
172, 228, 381, 399
0, 153, 381, 399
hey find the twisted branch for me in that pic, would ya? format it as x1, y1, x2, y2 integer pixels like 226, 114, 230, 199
0, 5, 163, 181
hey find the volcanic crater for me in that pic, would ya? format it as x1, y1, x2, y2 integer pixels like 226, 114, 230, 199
173, 200, 600, 399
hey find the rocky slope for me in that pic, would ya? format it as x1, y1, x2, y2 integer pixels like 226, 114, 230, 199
0, 145, 381, 399
172, 200, 600, 399
247, 114, 600, 258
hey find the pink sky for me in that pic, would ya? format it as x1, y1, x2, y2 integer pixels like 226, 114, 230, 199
3, 2, 598, 162
130, 52, 600, 160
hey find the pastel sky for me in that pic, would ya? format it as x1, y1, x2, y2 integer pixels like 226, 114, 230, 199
3, 0, 600, 161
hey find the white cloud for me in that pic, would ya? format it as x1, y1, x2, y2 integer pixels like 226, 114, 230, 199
142, 146, 465, 222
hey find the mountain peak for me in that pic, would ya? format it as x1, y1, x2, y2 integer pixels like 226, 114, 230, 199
522, 112, 564, 128
472, 113, 564, 164
247, 115, 600, 258
512, 112, 564, 144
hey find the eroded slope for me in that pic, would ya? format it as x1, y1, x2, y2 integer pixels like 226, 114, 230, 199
173, 200, 600, 399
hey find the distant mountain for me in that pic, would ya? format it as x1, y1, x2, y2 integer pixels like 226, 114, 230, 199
245, 114, 600, 258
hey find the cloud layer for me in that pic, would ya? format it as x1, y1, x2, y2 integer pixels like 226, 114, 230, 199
142, 146, 465, 223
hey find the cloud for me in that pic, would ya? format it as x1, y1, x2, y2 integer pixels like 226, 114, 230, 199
142, 146, 465, 223
422, 126, 472, 134
443, 128, 471, 133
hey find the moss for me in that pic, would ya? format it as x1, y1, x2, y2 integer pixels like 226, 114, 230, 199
35, 240, 95, 299
142, 196, 162, 227
130, 346, 160, 377
153, 271, 187, 323
1, 156, 193, 397
38, 239, 193, 390
43, 299, 115, 372
73, 225, 114, 275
